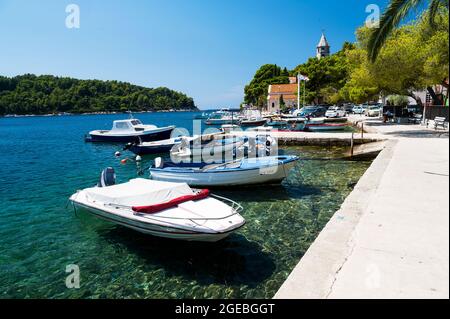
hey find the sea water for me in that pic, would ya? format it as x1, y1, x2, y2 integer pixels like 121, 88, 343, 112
0, 112, 370, 298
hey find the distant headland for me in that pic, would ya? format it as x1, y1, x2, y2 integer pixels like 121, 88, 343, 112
0, 74, 197, 116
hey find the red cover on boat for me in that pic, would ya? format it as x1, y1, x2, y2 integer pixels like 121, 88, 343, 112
132, 189, 210, 214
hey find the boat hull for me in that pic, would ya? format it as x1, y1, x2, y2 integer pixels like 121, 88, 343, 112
306, 123, 348, 131
150, 158, 298, 187
172, 140, 243, 158
71, 201, 242, 242
129, 143, 176, 155
86, 126, 174, 143
239, 119, 268, 127
205, 119, 237, 125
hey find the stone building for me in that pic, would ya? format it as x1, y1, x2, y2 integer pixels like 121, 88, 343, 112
266, 77, 298, 113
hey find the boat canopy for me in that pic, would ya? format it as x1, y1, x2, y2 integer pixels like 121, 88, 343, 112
85, 178, 194, 206
110, 119, 158, 132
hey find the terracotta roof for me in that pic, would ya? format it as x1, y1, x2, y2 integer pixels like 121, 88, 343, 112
268, 84, 298, 94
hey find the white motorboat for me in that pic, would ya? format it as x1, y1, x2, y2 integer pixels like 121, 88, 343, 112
69, 168, 245, 242
149, 155, 299, 187
171, 137, 244, 158
124, 132, 226, 156
85, 118, 175, 143
204, 109, 239, 125
239, 110, 268, 127
124, 137, 195, 155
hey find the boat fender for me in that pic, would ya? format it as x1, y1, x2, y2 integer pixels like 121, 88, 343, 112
132, 189, 210, 214
154, 157, 164, 168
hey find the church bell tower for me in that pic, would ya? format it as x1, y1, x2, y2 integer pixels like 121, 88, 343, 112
316, 32, 330, 59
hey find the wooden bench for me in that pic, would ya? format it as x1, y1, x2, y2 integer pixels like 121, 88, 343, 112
429, 117, 448, 130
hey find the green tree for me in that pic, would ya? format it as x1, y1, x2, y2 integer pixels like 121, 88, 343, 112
244, 64, 289, 107
0, 74, 197, 115
344, 10, 449, 105
279, 94, 286, 111
387, 94, 410, 106
292, 43, 354, 104
367, 0, 449, 62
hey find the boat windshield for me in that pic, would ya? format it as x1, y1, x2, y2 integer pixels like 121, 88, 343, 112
114, 122, 131, 130
130, 120, 143, 125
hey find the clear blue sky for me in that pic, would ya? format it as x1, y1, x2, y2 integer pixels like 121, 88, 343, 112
0, 0, 391, 109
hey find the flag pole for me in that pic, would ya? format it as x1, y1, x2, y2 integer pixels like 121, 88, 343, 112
297, 73, 300, 110
303, 79, 306, 107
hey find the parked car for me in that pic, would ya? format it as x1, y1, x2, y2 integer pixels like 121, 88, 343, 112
352, 105, 364, 114
342, 104, 354, 114
325, 106, 347, 118
293, 106, 327, 118
366, 105, 382, 117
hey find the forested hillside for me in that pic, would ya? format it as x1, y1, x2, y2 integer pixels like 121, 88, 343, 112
0, 74, 197, 115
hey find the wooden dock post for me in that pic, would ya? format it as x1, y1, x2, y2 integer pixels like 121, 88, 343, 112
350, 132, 354, 158
361, 122, 364, 139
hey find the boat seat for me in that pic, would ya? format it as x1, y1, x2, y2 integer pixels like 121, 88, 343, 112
201, 160, 242, 171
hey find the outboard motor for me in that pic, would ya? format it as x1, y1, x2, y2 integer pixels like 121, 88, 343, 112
97, 167, 116, 187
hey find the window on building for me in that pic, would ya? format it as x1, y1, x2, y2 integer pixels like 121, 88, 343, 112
272, 103, 275, 108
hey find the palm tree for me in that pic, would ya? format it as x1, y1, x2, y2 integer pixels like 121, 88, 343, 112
368, 0, 449, 62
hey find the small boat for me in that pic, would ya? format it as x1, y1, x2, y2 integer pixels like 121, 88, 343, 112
306, 122, 349, 131
205, 109, 239, 125
205, 115, 237, 125
69, 168, 245, 242
124, 132, 226, 156
194, 112, 211, 120
239, 109, 267, 127
279, 113, 297, 119
149, 155, 299, 187
324, 117, 348, 123
281, 117, 307, 131
266, 120, 287, 128
124, 137, 192, 155
305, 117, 349, 131
239, 118, 268, 127
221, 124, 240, 133
171, 137, 244, 158
85, 118, 175, 143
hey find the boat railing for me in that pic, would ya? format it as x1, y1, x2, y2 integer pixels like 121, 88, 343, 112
210, 193, 244, 214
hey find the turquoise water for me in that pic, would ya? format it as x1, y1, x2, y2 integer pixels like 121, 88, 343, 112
0, 112, 370, 298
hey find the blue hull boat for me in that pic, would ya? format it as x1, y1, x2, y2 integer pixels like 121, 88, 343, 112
149, 155, 299, 187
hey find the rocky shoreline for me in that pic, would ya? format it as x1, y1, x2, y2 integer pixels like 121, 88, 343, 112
1, 109, 198, 118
